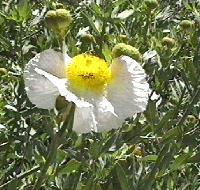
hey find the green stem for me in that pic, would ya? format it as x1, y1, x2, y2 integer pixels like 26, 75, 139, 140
62, 40, 67, 62
176, 86, 200, 133
32, 136, 58, 190
32, 103, 75, 190
162, 85, 200, 141
0, 165, 40, 189
19, 22, 25, 69
61, 40, 71, 65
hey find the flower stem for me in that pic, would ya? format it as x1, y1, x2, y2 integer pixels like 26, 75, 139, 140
0, 165, 40, 189
62, 40, 71, 65
32, 136, 58, 190
32, 102, 75, 190
176, 86, 200, 130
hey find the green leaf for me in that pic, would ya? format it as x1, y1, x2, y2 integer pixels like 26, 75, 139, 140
162, 127, 179, 141
142, 155, 158, 162
115, 162, 131, 190
0, 34, 12, 50
7, 179, 17, 190
56, 149, 68, 164
10, 0, 31, 22
108, 183, 114, 190
75, 182, 85, 190
145, 100, 158, 124
91, 183, 102, 190
170, 153, 191, 172
188, 152, 200, 163
81, 12, 100, 35
102, 44, 112, 64
156, 110, 174, 131
116, 9, 134, 20
60, 159, 81, 174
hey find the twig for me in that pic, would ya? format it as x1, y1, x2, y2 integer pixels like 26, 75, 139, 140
32, 103, 75, 190
176, 86, 200, 136
0, 165, 40, 189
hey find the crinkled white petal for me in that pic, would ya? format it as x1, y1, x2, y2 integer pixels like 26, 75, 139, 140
24, 49, 71, 109
33, 68, 92, 108
93, 97, 121, 132
28, 49, 69, 78
30, 68, 97, 133
73, 97, 121, 133
107, 56, 149, 120
73, 106, 97, 133
24, 75, 59, 109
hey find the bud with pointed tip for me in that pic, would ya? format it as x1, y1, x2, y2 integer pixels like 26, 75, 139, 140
52, 2, 64, 9
0, 68, 7, 75
179, 20, 193, 30
162, 37, 176, 47
119, 34, 128, 42
144, 0, 158, 9
45, 9, 73, 40
112, 43, 141, 61
133, 145, 144, 157
55, 95, 68, 111
81, 34, 96, 43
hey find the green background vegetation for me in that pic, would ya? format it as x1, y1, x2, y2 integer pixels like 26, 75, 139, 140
0, 0, 199, 189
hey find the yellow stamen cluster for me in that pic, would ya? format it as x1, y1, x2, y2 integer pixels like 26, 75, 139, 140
66, 54, 112, 94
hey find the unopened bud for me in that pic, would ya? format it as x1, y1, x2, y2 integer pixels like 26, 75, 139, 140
162, 37, 175, 47
52, 2, 64, 9
144, 0, 158, 9
112, 43, 141, 61
45, 9, 73, 39
187, 115, 197, 124
0, 68, 7, 75
133, 145, 144, 157
81, 34, 96, 43
119, 34, 128, 42
179, 20, 193, 30
55, 95, 68, 111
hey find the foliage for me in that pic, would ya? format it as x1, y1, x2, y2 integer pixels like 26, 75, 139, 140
0, 0, 200, 189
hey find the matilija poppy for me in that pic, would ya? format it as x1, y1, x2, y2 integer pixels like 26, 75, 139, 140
24, 49, 149, 133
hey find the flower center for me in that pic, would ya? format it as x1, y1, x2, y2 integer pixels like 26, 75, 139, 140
66, 54, 112, 94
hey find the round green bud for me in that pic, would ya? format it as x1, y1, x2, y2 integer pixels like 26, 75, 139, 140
45, 9, 73, 39
55, 95, 68, 111
45, 10, 57, 27
144, 0, 158, 9
52, 2, 64, 9
194, 19, 200, 29
133, 145, 144, 157
162, 37, 176, 47
81, 34, 96, 43
179, 20, 193, 30
0, 68, 7, 75
119, 34, 128, 42
187, 115, 197, 124
112, 43, 141, 61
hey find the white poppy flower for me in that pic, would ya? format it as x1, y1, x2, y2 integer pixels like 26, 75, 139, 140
24, 49, 149, 133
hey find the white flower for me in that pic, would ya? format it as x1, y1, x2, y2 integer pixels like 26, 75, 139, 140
24, 49, 149, 133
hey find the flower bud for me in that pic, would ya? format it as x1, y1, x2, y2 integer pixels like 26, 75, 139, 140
112, 43, 141, 61
55, 95, 68, 111
144, 0, 158, 9
179, 20, 193, 30
52, 2, 64, 9
162, 37, 175, 47
187, 115, 197, 124
81, 33, 96, 43
0, 68, 7, 75
133, 145, 144, 157
119, 34, 128, 42
45, 9, 73, 39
